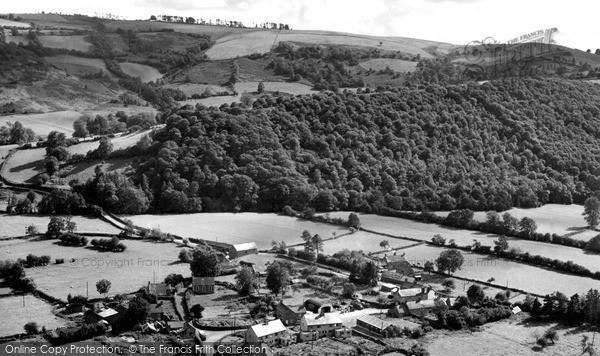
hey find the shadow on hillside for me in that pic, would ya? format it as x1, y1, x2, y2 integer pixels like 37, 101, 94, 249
7, 159, 43, 173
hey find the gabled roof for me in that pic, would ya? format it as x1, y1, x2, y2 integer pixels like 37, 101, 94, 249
148, 303, 164, 314
149, 282, 168, 295
406, 299, 436, 310
96, 308, 119, 318
277, 301, 305, 314
193, 276, 214, 284
383, 255, 408, 263
303, 312, 342, 326
396, 288, 424, 297
232, 242, 258, 252
248, 319, 287, 338
356, 314, 392, 330
382, 271, 415, 282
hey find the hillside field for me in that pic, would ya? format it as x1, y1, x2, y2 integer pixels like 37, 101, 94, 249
321, 211, 600, 271
359, 58, 418, 72
45, 55, 115, 78
119, 62, 162, 83
0, 19, 31, 27
38, 35, 92, 52
125, 212, 351, 250
0, 295, 66, 337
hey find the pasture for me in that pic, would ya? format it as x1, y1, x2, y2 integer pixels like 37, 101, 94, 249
8, 239, 190, 301
425, 314, 593, 356
0, 295, 66, 337
435, 204, 590, 237
3, 130, 147, 184
402, 244, 600, 296
322, 212, 600, 273
44, 55, 115, 79
359, 58, 418, 72
0, 19, 31, 27
0, 111, 80, 137
38, 36, 92, 52
0, 214, 121, 238
119, 63, 162, 83
126, 213, 350, 250
319, 231, 418, 255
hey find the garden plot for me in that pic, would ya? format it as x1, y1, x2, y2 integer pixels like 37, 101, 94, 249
126, 213, 350, 250
0, 295, 66, 337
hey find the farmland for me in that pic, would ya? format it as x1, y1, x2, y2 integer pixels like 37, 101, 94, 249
45, 55, 115, 79
359, 58, 418, 72
4, 239, 191, 301
126, 212, 351, 250
38, 35, 92, 52
119, 63, 162, 83
0, 111, 80, 137
0, 295, 66, 337
319, 231, 419, 255
401, 244, 600, 296
424, 313, 592, 356
0, 19, 31, 27
3, 130, 149, 184
0, 214, 121, 238
435, 204, 591, 237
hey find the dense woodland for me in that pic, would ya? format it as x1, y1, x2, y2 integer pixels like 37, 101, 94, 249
72, 76, 600, 214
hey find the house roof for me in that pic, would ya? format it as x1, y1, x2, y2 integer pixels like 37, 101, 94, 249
396, 288, 424, 297
356, 314, 393, 330
406, 299, 436, 310
382, 271, 415, 283
383, 255, 408, 263
277, 301, 305, 314
248, 319, 287, 338
232, 242, 258, 252
167, 321, 185, 329
96, 308, 119, 318
303, 312, 342, 326
193, 276, 214, 285
379, 282, 398, 290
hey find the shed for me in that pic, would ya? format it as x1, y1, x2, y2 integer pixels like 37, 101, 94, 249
303, 299, 332, 314
356, 314, 393, 335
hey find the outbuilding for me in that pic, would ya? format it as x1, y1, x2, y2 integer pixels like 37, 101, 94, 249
229, 242, 258, 259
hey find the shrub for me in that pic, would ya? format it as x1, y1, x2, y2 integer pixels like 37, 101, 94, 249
24, 322, 38, 335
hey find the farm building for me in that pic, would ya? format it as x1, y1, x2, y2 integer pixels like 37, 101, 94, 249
84, 307, 120, 325
192, 276, 215, 294
300, 312, 345, 340
245, 319, 290, 346
303, 299, 333, 314
381, 254, 414, 275
355, 314, 393, 336
404, 299, 436, 316
276, 301, 306, 326
148, 302, 164, 320
381, 271, 419, 288
166, 320, 185, 332
391, 287, 435, 304
379, 282, 399, 292
230, 242, 258, 259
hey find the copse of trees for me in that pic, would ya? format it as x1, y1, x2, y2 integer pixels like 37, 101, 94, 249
90, 237, 126, 252
59, 233, 88, 246
0, 121, 36, 145
72, 112, 157, 138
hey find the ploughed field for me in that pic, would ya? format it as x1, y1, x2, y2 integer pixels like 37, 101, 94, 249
0, 295, 67, 337
321, 211, 600, 273
126, 212, 351, 250
1, 239, 190, 301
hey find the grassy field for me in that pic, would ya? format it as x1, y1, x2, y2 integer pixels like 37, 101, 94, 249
126, 213, 350, 250
3, 130, 148, 184
425, 313, 593, 356
0, 19, 31, 27
0, 295, 66, 336
38, 35, 92, 52
236, 81, 314, 95
435, 204, 590, 237
359, 58, 418, 72
321, 211, 600, 271
45, 55, 115, 79
320, 231, 418, 255
119, 63, 162, 83
0, 214, 121, 238
0, 110, 80, 137
402, 244, 600, 296
61, 158, 133, 183
10, 239, 190, 301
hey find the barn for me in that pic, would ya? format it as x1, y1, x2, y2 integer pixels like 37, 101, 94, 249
229, 242, 258, 259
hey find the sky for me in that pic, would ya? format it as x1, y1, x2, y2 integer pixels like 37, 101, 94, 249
4, 0, 599, 50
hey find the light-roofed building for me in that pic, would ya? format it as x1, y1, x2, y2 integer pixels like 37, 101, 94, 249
391, 286, 435, 303
404, 299, 436, 316
245, 319, 288, 345
356, 314, 393, 335
230, 242, 258, 259
300, 312, 349, 340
